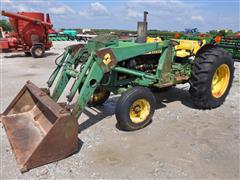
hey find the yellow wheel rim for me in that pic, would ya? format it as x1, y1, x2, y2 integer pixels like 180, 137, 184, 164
129, 99, 150, 124
211, 64, 230, 98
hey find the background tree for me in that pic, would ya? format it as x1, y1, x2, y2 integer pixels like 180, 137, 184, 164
0, 19, 11, 31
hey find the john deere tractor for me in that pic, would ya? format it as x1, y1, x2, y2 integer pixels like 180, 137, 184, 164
0, 12, 234, 172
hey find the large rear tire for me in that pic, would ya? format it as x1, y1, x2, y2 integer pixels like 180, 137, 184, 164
189, 47, 234, 109
115, 87, 156, 131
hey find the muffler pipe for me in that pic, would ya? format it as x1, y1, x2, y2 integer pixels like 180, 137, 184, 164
136, 11, 148, 43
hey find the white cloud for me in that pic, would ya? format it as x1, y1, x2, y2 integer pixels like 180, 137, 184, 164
2, 0, 33, 12
65, 5, 75, 14
2, 0, 12, 3
2, 0, 75, 15
49, 7, 66, 15
132, 0, 191, 13
49, 5, 75, 15
126, 0, 205, 27
127, 9, 142, 18
90, 2, 109, 15
78, 11, 88, 18
79, 2, 109, 18
15, 4, 31, 11
191, 15, 204, 22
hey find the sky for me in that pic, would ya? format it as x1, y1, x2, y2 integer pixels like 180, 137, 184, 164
1, 0, 239, 32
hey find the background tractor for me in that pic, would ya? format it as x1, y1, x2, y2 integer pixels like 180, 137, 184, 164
0, 12, 234, 172
156, 28, 240, 60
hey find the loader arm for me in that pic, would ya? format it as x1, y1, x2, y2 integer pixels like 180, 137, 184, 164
47, 44, 87, 101
48, 37, 165, 119
48, 51, 106, 119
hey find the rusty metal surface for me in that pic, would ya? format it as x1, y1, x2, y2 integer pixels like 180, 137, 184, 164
176, 75, 189, 82
2, 112, 44, 170
0, 113, 3, 122
67, 44, 84, 56
0, 81, 78, 172
96, 48, 117, 71
160, 47, 173, 84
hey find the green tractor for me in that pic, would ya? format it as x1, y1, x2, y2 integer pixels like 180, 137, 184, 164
0, 12, 234, 172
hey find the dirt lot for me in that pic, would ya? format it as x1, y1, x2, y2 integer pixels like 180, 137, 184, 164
0, 41, 239, 179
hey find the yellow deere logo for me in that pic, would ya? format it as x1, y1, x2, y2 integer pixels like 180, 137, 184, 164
103, 53, 111, 65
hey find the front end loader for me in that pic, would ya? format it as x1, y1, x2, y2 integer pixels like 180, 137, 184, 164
0, 12, 234, 172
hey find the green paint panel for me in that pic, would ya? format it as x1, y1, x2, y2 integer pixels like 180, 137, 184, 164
47, 34, 224, 119
112, 42, 163, 62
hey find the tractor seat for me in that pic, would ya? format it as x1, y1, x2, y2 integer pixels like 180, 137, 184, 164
174, 39, 205, 58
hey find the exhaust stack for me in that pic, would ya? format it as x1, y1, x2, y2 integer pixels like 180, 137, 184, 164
136, 11, 148, 43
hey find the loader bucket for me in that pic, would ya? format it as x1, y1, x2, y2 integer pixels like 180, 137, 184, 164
0, 81, 78, 172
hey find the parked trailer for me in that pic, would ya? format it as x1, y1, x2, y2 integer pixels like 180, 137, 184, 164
0, 10, 53, 58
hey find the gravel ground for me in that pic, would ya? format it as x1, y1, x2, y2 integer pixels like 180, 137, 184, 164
0, 41, 239, 179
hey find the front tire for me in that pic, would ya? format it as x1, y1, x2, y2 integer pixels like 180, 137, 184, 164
31, 45, 45, 58
115, 87, 156, 131
189, 47, 234, 109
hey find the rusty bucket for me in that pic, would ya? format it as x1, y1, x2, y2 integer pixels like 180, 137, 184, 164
0, 81, 78, 172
